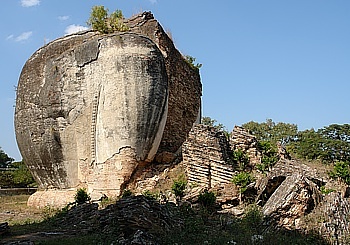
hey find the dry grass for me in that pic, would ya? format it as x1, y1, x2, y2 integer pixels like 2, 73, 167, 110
0, 195, 44, 225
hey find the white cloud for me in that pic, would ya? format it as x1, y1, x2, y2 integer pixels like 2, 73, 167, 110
6, 31, 33, 42
15, 31, 33, 41
64, 24, 89, 35
21, 0, 40, 7
6, 35, 14, 40
149, 0, 157, 4
58, 15, 69, 21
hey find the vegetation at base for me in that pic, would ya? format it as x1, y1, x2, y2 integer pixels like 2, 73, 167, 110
121, 189, 133, 198
74, 188, 91, 204
142, 189, 159, 200
87, 5, 129, 33
320, 185, 335, 195
198, 189, 216, 209
1, 193, 328, 245
162, 203, 327, 245
232, 172, 254, 193
328, 161, 350, 185
171, 175, 187, 199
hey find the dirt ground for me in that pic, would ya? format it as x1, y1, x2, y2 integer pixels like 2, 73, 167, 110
0, 195, 44, 225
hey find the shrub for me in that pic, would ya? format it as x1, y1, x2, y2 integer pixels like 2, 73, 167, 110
198, 189, 216, 209
329, 161, 350, 185
232, 172, 254, 193
232, 149, 250, 170
320, 186, 335, 195
75, 188, 91, 204
121, 189, 133, 198
171, 176, 187, 199
142, 190, 159, 200
184, 55, 202, 70
241, 204, 264, 233
87, 5, 129, 34
87, 5, 108, 33
256, 141, 279, 172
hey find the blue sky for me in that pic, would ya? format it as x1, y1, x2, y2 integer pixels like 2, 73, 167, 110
1, 0, 349, 160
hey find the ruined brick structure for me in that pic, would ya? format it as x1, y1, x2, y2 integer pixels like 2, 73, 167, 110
183, 124, 234, 188
183, 124, 264, 188
230, 125, 261, 166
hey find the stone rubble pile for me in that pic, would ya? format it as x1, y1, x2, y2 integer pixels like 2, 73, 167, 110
52, 196, 179, 244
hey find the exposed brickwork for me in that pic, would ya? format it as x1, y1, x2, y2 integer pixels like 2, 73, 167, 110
183, 124, 234, 188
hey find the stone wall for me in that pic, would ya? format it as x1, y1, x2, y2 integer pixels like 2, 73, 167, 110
183, 124, 234, 188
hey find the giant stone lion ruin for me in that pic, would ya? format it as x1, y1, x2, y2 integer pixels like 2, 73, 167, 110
15, 12, 202, 207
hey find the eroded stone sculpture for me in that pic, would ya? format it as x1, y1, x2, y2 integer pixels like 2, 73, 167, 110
15, 12, 201, 207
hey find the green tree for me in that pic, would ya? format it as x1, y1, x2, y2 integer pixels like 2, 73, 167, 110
198, 189, 216, 209
256, 141, 279, 172
201, 116, 226, 132
329, 161, 350, 185
75, 188, 91, 204
0, 147, 14, 168
0, 161, 36, 188
242, 119, 298, 145
87, 5, 109, 33
318, 124, 350, 162
286, 129, 323, 161
87, 6, 129, 33
11, 161, 36, 187
287, 124, 350, 163
232, 149, 250, 171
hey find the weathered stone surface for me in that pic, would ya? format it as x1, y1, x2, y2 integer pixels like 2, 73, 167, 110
312, 193, 350, 245
183, 124, 234, 188
262, 173, 322, 229
27, 189, 76, 209
126, 12, 202, 159
230, 126, 261, 166
15, 12, 201, 207
257, 159, 329, 199
16, 32, 167, 195
0, 222, 9, 235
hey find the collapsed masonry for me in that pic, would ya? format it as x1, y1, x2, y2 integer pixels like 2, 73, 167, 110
183, 124, 350, 243
230, 125, 261, 166
183, 124, 234, 188
183, 124, 262, 188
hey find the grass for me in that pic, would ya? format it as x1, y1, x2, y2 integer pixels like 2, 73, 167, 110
0, 194, 44, 225
161, 204, 328, 245
34, 234, 107, 245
